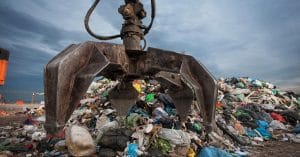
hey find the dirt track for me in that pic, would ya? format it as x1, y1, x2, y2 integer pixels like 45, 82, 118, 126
250, 141, 300, 157
0, 104, 40, 125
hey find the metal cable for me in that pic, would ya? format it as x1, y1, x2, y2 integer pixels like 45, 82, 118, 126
142, 38, 147, 50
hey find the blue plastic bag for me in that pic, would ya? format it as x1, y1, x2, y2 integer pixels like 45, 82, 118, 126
255, 120, 272, 139
198, 146, 233, 157
128, 143, 138, 157
292, 124, 300, 134
245, 128, 257, 138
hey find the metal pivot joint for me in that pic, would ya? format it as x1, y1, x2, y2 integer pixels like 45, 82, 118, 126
85, 0, 156, 52
119, 0, 146, 52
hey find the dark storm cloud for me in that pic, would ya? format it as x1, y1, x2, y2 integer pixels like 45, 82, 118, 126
147, 0, 300, 88
0, 1, 89, 101
1, 0, 300, 101
0, 4, 63, 50
0, 1, 94, 66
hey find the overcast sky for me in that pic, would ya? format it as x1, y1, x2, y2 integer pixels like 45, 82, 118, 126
1, 0, 300, 102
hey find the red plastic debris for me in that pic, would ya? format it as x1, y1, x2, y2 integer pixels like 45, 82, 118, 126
270, 112, 286, 123
25, 143, 33, 149
16, 100, 25, 105
216, 102, 223, 108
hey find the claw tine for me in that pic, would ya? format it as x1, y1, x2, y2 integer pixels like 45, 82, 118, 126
167, 82, 194, 122
109, 81, 138, 116
44, 42, 126, 134
180, 56, 218, 132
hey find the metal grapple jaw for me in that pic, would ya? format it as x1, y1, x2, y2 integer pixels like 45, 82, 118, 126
44, 41, 218, 135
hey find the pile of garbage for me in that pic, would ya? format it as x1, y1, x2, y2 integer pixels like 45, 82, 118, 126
0, 77, 299, 157
216, 77, 300, 145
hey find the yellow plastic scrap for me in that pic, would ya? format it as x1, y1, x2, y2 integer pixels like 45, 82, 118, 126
133, 80, 142, 93
187, 147, 196, 157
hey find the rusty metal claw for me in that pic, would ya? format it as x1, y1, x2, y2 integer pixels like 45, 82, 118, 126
44, 42, 127, 134
44, 0, 218, 135
44, 42, 218, 134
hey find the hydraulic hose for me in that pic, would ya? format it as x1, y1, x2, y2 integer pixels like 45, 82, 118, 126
144, 0, 156, 35
84, 0, 121, 40
84, 0, 155, 40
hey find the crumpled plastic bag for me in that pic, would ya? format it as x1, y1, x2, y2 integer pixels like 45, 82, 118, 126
286, 133, 300, 143
255, 120, 272, 139
158, 128, 191, 146
292, 124, 300, 134
95, 120, 119, 143
127, 143, 139, 157
251, 79, 263, 88
126, 113, 142, 129
65, 125, 96, 157
23, 125, 38, 134
231, 88, 251, 95
31, 132, 46, 141
269, 120, 287, 130
261, 104, 275, 110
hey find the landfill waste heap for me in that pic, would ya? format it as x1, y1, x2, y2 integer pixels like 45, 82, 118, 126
0, 76, 299, 157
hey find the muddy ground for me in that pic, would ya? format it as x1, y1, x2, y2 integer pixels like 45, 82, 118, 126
0, 104, 40, 125
1, 104, 300, 157
250, 141, 300, 157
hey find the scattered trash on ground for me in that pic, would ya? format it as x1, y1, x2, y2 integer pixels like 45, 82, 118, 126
0, 77, 299, 156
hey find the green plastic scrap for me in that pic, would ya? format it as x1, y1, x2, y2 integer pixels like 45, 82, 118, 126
272, 89, 279, 95
101, 91, 109, 97
236, 82, 245, 89
145, 93, 155, 102
193, 123, 202, 133
235, 109, 250, 118
237, 94, 245, 102
125, 113, 141, 129
154, 138, 172, 154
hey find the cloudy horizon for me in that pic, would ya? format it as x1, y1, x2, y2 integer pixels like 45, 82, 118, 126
1, 0, 300, 102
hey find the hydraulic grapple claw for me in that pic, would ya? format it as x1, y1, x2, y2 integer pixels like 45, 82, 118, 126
44, 0, 218, 134
44, 41, 218, 134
